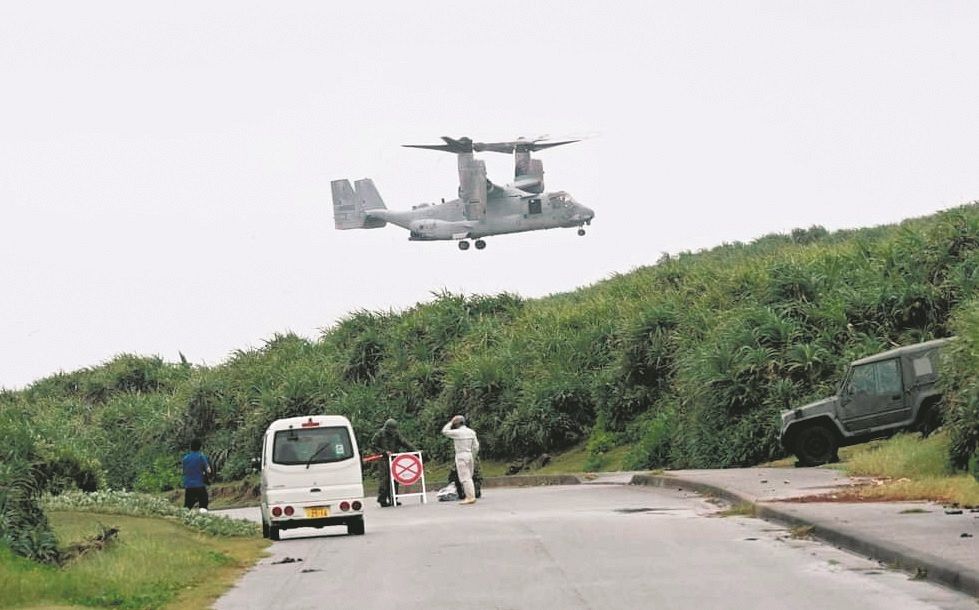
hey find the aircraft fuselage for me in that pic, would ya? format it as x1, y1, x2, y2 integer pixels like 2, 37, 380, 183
369, 185, 594, 241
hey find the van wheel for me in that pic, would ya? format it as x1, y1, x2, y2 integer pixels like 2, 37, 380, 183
347, 516, 365, 536
793, 424, 839, 466
269, 525, 280, 541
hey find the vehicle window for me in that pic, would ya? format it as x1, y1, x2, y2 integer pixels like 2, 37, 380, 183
849, 364, 875, 394
875, 359, 901, 394
273, 426, 353, 465
912, 355, 933, 378
528, 198, 542, 214
849, 360, 901, 395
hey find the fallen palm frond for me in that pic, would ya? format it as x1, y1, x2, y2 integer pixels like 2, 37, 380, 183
59, 523, 119, 565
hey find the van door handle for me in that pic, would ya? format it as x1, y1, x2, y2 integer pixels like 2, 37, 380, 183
310, 488, 321, 493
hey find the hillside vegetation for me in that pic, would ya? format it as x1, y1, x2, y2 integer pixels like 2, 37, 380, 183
4, 204, 979, 561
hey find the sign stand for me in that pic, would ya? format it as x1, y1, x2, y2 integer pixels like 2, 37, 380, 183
389, 451, 427, 505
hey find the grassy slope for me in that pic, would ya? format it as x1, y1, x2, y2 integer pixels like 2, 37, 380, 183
4, 203, 979, 501
0, 513, 266, 610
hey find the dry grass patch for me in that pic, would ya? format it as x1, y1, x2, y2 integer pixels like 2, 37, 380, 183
837, 433, 979, 505
788, 524, 815, 539
718, 502, 757, 517
845, 476, 979, 505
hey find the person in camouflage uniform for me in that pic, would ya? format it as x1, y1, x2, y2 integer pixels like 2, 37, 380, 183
370, 418, 417, 507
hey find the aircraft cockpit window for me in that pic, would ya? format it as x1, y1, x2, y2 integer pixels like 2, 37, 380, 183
550, 193, 570, 207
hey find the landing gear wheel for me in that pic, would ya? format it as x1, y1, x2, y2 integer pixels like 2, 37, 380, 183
347, 516, 365, 536
458, 241, 470, 251
474, 239, 486, 250
269, 525, 280, 541
577, 228, 586, 236
793, 424, 839, 466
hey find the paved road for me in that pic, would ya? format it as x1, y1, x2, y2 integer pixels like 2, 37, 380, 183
216, 483, 973, 609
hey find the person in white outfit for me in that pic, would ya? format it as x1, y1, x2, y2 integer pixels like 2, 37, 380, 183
441, 415, 479, 505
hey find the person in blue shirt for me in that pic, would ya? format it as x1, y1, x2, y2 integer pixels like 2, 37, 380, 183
182, 438, 212, 511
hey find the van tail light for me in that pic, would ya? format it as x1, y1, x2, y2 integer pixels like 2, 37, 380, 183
352, 501, 362, 511
272, 506, 282, 517
284, 506, 294, 516
340, 501, 351, 512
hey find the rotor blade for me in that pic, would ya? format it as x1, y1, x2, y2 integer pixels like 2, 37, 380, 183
404, 136, 473, 153
531, 139, 579, 150
472, 139, 580, 154
402, 144, 458, 152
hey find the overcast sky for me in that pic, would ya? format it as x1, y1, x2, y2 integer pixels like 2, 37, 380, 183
2, 2, 978, 389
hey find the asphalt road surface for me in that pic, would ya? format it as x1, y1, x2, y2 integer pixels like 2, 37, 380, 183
216, 482, 973, 609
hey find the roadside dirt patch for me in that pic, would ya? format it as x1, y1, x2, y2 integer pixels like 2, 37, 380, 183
777, 478, 899, 503
778, 477, 970, 504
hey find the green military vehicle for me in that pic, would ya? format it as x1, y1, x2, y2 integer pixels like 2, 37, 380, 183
780, 337, 952, 466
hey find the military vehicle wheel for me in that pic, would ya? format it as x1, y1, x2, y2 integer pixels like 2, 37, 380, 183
474, 239, 486, 250
793, 424, 838, 466
347, 516, 365, 536
269, 525, 280, 541
458, 241, 470, 251
577, 228, 586, 236
916, 404, 942, 437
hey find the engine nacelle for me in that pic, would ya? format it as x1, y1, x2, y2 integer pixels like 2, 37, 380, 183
408, 219, 472, 241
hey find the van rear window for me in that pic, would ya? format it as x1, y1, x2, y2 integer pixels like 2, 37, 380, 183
273, 426, 354, 465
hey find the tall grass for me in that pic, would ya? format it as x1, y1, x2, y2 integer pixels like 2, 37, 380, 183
844, 433, 951, 479
5, 203, 979, 554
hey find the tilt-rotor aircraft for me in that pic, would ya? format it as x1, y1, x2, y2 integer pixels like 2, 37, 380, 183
331, 136, 594, 250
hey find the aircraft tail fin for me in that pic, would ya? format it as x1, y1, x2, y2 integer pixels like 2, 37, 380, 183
332, 178, 387, 229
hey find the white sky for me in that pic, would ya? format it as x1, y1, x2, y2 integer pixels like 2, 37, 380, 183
2, 1, 978, 389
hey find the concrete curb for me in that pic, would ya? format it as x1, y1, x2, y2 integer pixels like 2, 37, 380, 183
481, 474, 581, 488
630, 473, 979, 598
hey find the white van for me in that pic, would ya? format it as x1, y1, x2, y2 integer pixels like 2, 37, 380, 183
260, 415, 365, 539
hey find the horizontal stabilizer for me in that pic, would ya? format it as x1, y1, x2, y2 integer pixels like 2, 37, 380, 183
332, 178, 387, 230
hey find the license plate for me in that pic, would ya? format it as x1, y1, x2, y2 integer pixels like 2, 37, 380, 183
305, 506, 329, 518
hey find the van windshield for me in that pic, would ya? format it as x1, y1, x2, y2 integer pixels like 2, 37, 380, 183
273, 426, 354, 466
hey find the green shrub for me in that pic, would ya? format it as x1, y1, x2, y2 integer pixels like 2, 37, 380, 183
133, 454, 182, 493
943, 305, 979, 468
625, 408, 675, 470
0, 409, 61, 564
45, 490, 259, 537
